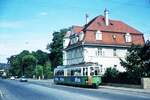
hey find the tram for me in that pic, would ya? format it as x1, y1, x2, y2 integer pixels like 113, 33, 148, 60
54, 63, 102, 88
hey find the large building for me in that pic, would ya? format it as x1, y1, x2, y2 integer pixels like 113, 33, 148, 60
63, 9, 144, 74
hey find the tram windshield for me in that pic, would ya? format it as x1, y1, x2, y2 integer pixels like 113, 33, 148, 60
55, 70, 64, 76
90, 66, 101, 76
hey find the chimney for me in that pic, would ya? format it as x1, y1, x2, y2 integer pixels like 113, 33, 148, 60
85, 13, 89, 25
104, 8, 109, 26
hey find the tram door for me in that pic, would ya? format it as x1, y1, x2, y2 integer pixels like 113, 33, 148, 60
87, 66, 93, 85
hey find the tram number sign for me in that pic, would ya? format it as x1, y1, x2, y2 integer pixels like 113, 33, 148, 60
75, 77, 81, 83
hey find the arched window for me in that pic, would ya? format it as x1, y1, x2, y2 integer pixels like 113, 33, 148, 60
96, 30, 102, 40
125, 33, 132, 42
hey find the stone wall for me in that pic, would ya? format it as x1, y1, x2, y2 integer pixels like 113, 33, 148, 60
141, 78, 150, 89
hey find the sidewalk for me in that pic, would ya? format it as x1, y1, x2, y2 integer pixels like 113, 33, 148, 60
99, 85, 150, 94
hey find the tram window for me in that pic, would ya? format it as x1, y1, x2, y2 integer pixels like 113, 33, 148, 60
71, 70, 74, 76
56, 70, 64, 76
54, 71, 57, 76
78, 69, 81, 76
90, 67, 94, 76
83, 68, 88, 76
67, 69, 71, 76
74, 69, 81, 76
86, 68, 88, 75
95, 70, 98, 75
95, 67, 100, 75
83, 68, 85, 76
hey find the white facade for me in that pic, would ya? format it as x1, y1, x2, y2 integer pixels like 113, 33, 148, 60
63, 45, 127, 74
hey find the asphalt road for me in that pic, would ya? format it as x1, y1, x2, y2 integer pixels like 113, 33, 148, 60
0, 79, 150, 100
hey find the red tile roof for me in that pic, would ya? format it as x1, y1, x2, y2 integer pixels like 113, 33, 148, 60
72, 25, 83, 34
83, 16, 142, 34
67, 15, 145, 48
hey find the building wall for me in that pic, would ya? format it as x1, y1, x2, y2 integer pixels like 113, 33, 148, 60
83, 46, 127, 73
63, 46, 127, 74
64, 47, 84, 65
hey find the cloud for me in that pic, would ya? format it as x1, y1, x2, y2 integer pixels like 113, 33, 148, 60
0, 21, 24, 28
39, 12, 48, 16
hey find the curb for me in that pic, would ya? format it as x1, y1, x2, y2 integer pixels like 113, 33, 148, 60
99, 86, 150, 94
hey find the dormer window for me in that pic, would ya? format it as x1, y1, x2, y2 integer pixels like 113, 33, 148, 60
79, 31, 84, 41
125, 33, 132, 42
70, 34, 78, 44
96, 30, 102, 40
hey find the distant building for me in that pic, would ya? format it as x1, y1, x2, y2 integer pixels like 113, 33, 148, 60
63, 9, 145, 74
0, 63, 8, 77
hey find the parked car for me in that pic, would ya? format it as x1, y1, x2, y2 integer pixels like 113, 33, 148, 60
10, 76, 15, 80
20, 76, 28, 82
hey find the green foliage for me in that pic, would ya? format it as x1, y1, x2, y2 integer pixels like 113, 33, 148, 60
8, 50, 53, 78
8, 50, 30, 77
32, 50, 48, 66
44, 61, 53, 78
103, 67, 119, 79
22, 55, 37, 77
120, 43, 150, 78
120, 44, 143, 78
8, 56, 21, 76
47, 28, 69, 70
34, 65, 43, 78
140, 40, 150, 76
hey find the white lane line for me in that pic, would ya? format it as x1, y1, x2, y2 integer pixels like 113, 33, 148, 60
0, 90, 4, 99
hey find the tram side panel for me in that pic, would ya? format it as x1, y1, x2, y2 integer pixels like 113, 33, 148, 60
54, 65, 102, 88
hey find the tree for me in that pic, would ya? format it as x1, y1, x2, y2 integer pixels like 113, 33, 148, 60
8, 55, 21, 76
44, 61, 53, 78
32, 50, 48, 66
120, 44, 143, 78
22, 55, 37, 77
8, 50, 52, 78
34, 65, 44, 79
120, 43, 150, 78
47, 28, 68, 70
140, 40, 150, 76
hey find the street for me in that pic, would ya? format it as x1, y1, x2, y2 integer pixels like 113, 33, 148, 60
0, 79, 150, 100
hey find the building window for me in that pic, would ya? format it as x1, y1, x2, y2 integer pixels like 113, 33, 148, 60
113, 49, 116, 56
97, 48, 102, 56
125, 33, 132, 42
114, 65, 117, 68
100, 65, 103, 72
96, 30, 102, 40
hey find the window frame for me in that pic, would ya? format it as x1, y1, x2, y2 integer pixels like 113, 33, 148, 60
125, 33, 132, 42
95, 30, 102, 40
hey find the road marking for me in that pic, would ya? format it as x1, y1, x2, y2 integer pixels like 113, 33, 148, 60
0, 90, 5, 99
0, 90, 3, 98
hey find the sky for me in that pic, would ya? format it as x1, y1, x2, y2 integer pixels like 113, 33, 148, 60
0, 0, 150, 63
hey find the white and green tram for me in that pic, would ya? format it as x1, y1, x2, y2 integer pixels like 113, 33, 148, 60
54, 63, 102, 88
